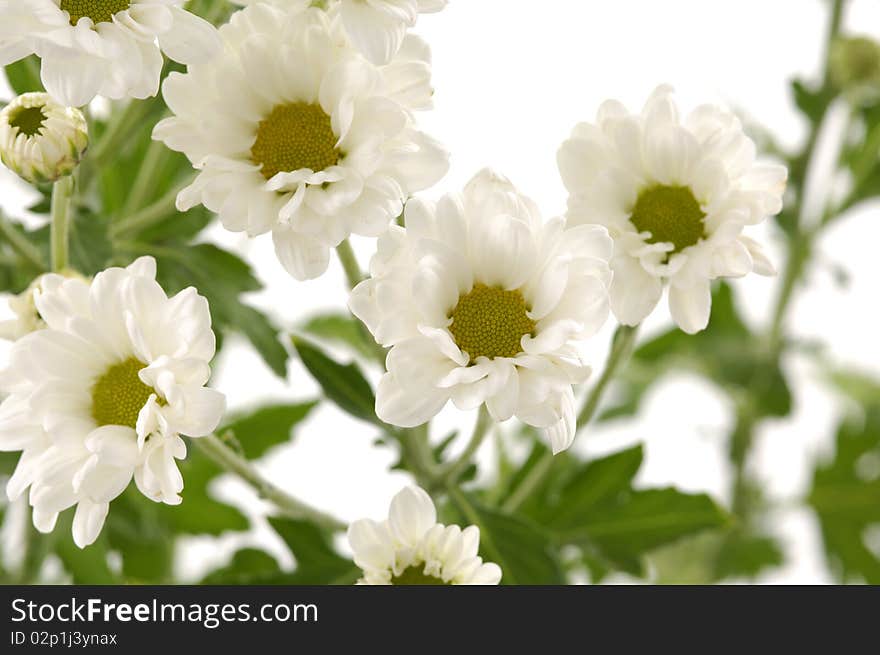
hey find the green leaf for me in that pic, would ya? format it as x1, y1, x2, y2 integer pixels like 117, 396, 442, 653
714, 532, 784, 580
54, 514, 117, 584
457, 502, 565, 585
268, 517, 358, 584
300, 312, 375, 359
791, 78, 833, 125
557, 488, 728, 575
542, 444, 643, 530
4, 56, 44, 95
220, 401, 318, 459
513, 445, 728, 577
159, 450, 249, 536
136, 206, 213, 244
104, 488, 174, 583
291, 336, 378, 425
808, 407, 880, 583
825, 367, 880, 406
68, 209, 115, 275
600, 284, 792, 422
200, 549, 283, 585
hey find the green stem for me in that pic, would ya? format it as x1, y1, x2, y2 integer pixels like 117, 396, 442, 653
400, 424, 439, 489
768, 231, 810, 349
50, 175, 74, 272
445, 483, 514, 583
440, 406, 493, 484
110, 179, 189, 239
0, 213, 45, 271
335, 239, 364, 289
120, 138, 167, 219
89, 100, 149, 166
501, 323, 639, 514
195, 433, 345, 531
576, 323, 639, 429
333, 238, 389, 364
501, 449, 554, 514
768, 0, 846, 349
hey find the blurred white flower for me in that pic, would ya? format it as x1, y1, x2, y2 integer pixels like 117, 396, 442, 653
154, 2, 447, 280
348, 485, 502, 584
0, 271, 88, 341
230, 0, 447, 65
0, 0, 221, 106
0, 92, 88, 184
350, 169, 612, 453
0, 257, 225, 548
558, 85, 787, 334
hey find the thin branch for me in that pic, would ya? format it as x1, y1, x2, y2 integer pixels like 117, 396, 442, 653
576, 323, 639, 429
195, 432, 346, 532
0, 213, 45, 271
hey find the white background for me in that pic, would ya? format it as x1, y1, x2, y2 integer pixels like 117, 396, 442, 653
2, 0, 879, 583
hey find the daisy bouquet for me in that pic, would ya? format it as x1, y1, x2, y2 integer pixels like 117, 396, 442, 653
0, 0, 876, 586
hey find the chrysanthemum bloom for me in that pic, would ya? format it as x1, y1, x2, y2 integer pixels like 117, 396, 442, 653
0, 0, 221, 106
0, 257, 225, 547
348, 486, 502, 584
0, 92, 88, 184
154, 2, 447, 280
231, 0, 447, 65
350, 169, 612, 453
558, 86, 787, 334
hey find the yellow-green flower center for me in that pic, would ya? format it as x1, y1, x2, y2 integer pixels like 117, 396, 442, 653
60, 0, 131, 25
629, 185, 706, 253
391, 566, 449, 585
250, 103, 341, 180
8, 106, 47, 138
91, 357, 155, 429
448, 283, 536, 363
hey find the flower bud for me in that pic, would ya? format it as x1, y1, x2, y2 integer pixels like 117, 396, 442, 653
830, 36, 880, 102
0, 92, 89, 184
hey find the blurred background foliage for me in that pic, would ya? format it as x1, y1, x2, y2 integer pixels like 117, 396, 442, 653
0, 0, 878, 585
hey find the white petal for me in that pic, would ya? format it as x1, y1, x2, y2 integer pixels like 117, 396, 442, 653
341, 0, 408, 65
387, 485, 436, 546
608, 255, 663, 326
272, 227, 331, 281
375, 370, 449, 427
158, 6, 222, 64
40, 52, 107, 107
72, 499, 109, 548
668, 279, 712, 334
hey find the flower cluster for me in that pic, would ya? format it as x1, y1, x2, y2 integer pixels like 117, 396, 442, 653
0, 0, 789, 580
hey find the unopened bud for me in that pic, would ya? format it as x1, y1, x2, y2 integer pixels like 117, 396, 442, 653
0, 92, 89, 184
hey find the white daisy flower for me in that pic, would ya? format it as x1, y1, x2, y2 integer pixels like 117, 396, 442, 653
0, 0, 222, 106
153, 2, 447, 280
0, 92, 88, 184
0, 257, 225, 548
348, 485, 502, 585
230, 0, 447, 65
349, 169, 612, 453
558, 85, 787, 334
